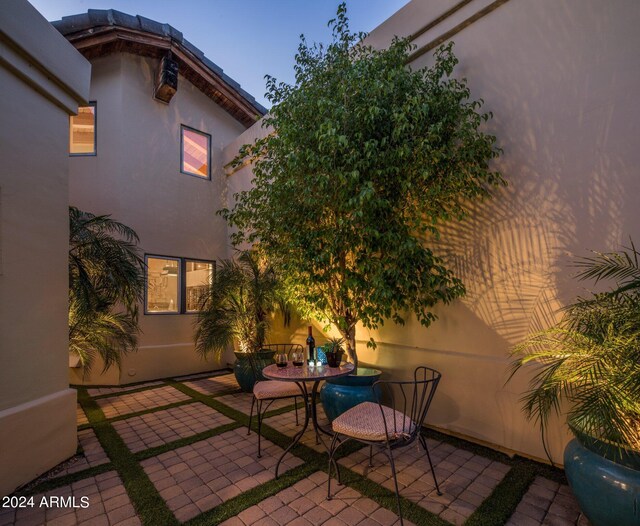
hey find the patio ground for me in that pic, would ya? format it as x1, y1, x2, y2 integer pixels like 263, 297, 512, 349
2, 372, 590, 526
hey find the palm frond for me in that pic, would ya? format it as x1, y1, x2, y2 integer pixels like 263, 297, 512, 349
510, 241, 640, 454
194, 250, 290, 357
68, 206, 144, 372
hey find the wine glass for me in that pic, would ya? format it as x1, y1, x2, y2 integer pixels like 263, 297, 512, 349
275, 352, 288, 368
291, 350, 304, 367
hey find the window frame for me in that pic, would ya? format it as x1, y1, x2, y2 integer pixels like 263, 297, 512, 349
69, 101, 97, 157
144, 254, 215, 315
183, 258, 215, 314
144, 254, 182, 315
180, 124, 211, 180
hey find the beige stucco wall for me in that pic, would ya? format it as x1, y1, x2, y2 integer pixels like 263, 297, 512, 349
225, 0, 640, 464
69, 53, 247, 385
0, 0, 90, 496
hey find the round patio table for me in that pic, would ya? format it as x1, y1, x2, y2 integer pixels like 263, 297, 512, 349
263, 362, 355, 477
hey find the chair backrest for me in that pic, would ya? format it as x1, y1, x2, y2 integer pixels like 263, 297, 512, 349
246, 343, 304, 380
372, 366, 441, 444
260, 343, 304, 356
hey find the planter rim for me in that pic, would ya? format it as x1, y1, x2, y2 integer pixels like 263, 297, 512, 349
349, 367, 382, 377
570, 423, 640, 470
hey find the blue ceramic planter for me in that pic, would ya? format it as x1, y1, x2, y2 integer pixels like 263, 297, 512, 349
233, 350, 275, 393
320, 367, 382, 422
564, 438, 640, 526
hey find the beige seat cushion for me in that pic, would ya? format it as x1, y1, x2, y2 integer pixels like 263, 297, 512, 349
332, 401, 416, 441
253, 380, 302, 400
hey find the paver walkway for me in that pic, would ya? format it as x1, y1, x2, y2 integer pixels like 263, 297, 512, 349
1, 372, 590, 526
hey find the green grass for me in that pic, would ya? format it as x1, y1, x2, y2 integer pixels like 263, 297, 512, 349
38, 375, 571, 526
185, 463, 319, 526
135, 421, 242, 461
77, 388, 179, 526
17, 462, 115, 497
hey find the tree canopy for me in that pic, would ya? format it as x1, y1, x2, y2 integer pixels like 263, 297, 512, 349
222, 5, 504, 366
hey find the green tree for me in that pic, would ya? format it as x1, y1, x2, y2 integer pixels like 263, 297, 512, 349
194, 251, 286, 357
222, 5, 503, 366
68, 206, 145, 373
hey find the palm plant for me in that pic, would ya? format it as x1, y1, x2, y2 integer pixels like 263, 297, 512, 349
194, 251, 286, 357
69, 206, 145, 372
510, 242, 640, 458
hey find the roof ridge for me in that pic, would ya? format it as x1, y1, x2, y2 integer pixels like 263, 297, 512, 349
51, 9, 267, 116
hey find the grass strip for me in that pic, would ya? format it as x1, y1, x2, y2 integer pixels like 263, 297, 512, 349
185, 463, 318, 526
78, 388, 179, 526
170, 380, 328, 465
465, 461, 535, 526
16, 463, 114, 497
90, 382, 169, 400
328, 464, 450, 526
422, 427, 515, 465
134, 421, 242, 461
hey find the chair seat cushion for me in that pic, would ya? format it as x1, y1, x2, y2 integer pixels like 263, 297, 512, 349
253, 380, 301, 400
332, 401, 416, 441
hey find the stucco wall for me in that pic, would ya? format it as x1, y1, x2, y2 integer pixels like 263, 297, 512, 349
69, 53, 246, 384
224, 0, 640, 464
359, 0, 640, 465
0, 0, 90, 496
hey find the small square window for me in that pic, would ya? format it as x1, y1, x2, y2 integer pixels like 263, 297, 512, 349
181, 126, 210, 178
185, 260, 214, 312
70, 102, 96, 155
146, 256, 180, 313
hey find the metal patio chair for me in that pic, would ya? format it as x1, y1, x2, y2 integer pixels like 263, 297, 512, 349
326, 366, 442, 525
247, 343, 305, 458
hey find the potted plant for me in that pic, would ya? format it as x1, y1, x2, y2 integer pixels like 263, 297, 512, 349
320, 338, 382, 422
194, 250, 288, 392
510, 245, 640, 526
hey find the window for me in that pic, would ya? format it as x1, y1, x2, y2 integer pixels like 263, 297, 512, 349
185, 260, 214, 312
70, 102, 96, 155
146, 256, 180, 313
145, 255, 214, 314
180, 125, 210, 178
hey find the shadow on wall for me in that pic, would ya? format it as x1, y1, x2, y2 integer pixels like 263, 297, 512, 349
244, 1, 639, 462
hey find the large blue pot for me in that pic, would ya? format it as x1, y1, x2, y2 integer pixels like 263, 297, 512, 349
233, 350, 276, 393
320, 367, 382, 422
564, 438, 640, 526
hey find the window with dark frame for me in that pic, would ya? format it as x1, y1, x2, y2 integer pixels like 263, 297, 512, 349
145, 255, 214, 314
70, 102, 96, 155
185, 260, 214, 312
180, 125, 211, 179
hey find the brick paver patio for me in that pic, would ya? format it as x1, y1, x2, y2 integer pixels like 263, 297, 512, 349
141, 428, 303, 522
87, 381, 163, 397
0, 471, 138, 526
216, 391, 299, 416
219, 471, 414, 526
183, 375, 240, 396
96, 385, 190, 418
113, 402, 233, 452
52, 429, 110, 478
4, 372, 590, 526
77, 404, 88, 426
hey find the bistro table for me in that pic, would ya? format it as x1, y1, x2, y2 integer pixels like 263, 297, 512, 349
263, 361, 355, 477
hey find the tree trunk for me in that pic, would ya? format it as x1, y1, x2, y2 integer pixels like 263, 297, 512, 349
341, 325, 358, 371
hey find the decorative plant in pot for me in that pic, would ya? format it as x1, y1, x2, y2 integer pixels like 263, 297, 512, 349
194, 250, 289, 392
221, 5, 503, 416
510, 245, 640, 526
